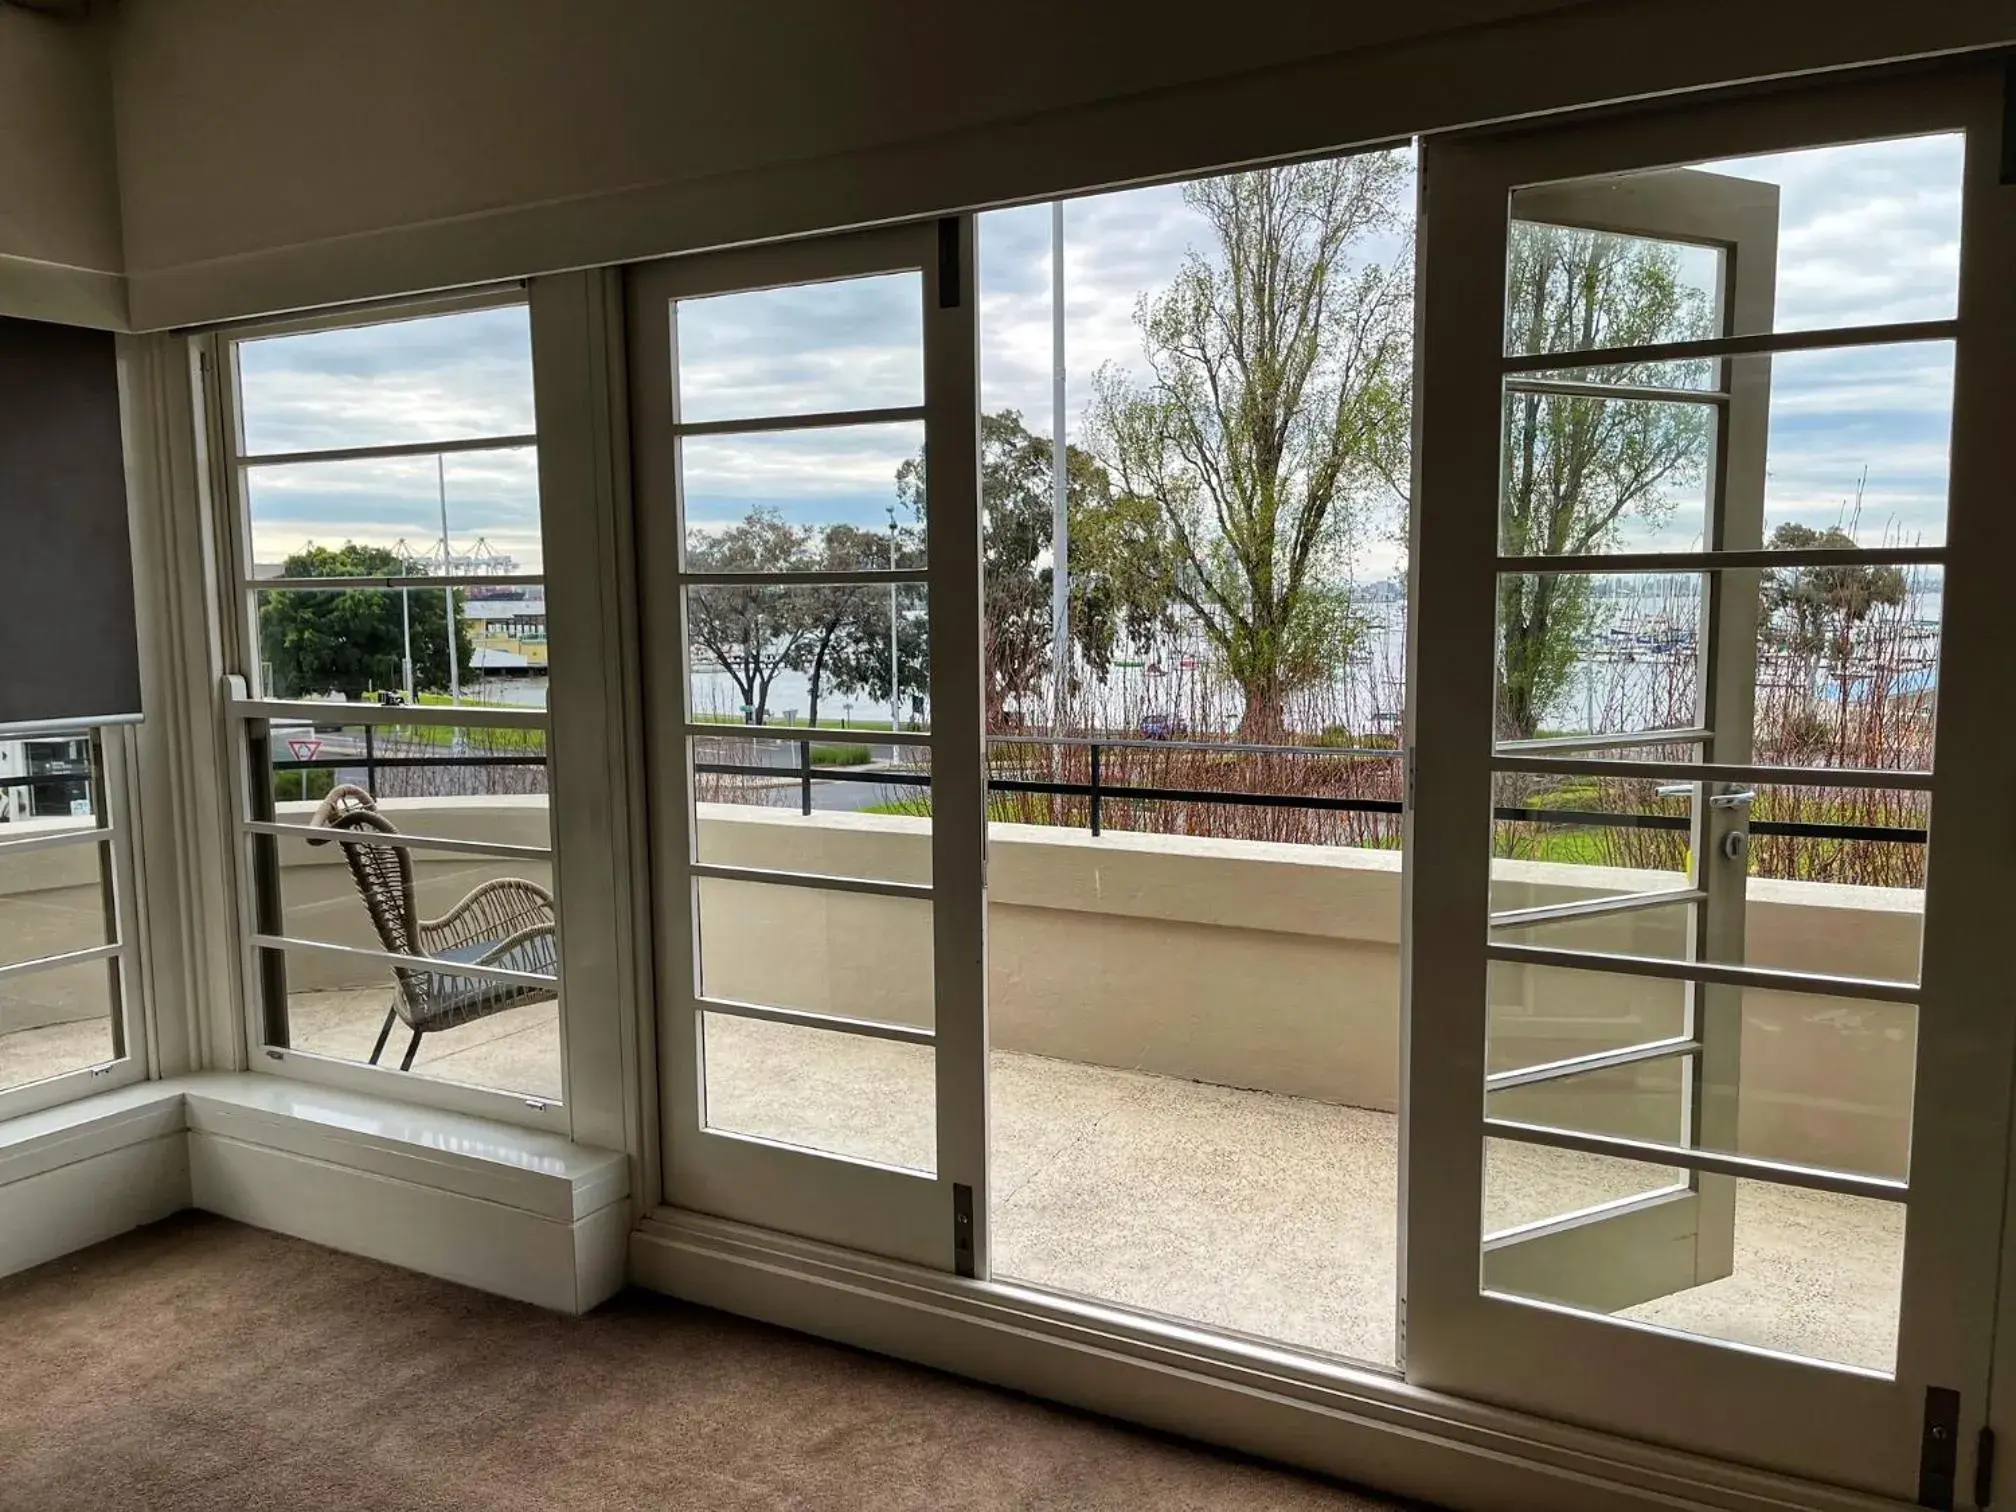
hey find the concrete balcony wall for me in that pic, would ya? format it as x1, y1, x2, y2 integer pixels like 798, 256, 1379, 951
0, 817, 116, 1035
0, 799, 556, 1036
694, 806, 1920, 1184
0, 798, 1919, 1180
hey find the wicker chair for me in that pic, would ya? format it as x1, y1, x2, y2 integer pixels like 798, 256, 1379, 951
307, 785, 559, 1072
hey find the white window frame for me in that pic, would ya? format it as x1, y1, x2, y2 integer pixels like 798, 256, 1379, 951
203, 287, 573, 1134
0, 717, 150, 1121
1402, 64, 2013, 1496
627, 219, 988, 1268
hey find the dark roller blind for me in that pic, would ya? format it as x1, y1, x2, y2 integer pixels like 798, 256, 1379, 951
0, 316, 141, 729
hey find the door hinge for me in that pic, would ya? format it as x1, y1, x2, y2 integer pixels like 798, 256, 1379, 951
1920, 1386, 1960, 1510
952, 1182, 975, 1278
1978, 1426, 1996, 1511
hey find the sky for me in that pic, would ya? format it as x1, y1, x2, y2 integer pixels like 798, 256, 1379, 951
234, 130, 1964, 588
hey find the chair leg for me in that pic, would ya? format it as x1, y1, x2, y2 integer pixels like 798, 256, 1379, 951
400, 1029, 424, 1073
368, 1007, 399, 1066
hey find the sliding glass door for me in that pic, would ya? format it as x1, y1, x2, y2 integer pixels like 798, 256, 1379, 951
622, 56, 2016, 1504
1405, 64, 2016, 1495
631, 220, 989, 1269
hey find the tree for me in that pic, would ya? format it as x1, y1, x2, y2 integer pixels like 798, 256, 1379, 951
891, 410, 1175, 730
1090, 154, 1413, 740
822, 510, 928, 728
1495, 225, 1715, 739
1761, 521, 1906, 671
685, 508, 815, 724
258, 542, 471, 699
787, 523, 889, 727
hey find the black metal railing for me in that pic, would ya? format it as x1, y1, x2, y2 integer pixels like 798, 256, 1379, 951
271, 728, 1927, 848
272, 724, 548, 799
685, 732, 1928, 847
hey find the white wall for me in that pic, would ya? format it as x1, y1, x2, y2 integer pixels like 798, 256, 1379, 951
105, 0, 2016, 327
107, 0, 1566, 269
0, 5, 123, 326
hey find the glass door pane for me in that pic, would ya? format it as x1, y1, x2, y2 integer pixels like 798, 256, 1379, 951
1405, 65, 2013, 1496
974, 153, 1415, 1371
632, 221, 987, 1270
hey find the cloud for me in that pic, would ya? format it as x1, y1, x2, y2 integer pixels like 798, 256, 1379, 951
238, 306, 546, 572
247, 445, 543, 571
679, 421, 921, 537
979, 181, 1231, 428
1708, 133, 1963, 332
236, 305, 535, 456
1758, 341, 1953, 545
675, 272, 923, 422
237, 133, 1962, 600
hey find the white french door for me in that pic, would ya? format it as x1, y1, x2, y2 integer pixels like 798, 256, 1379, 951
1470, 160, 1779, 1321
1405, 63, 2016, 1499
631, 219, 989, 1271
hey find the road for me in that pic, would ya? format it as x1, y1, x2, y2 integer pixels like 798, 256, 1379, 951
731, 765, 922, 814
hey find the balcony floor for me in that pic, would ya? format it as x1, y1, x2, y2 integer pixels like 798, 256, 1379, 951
3, 992, 1901, 1373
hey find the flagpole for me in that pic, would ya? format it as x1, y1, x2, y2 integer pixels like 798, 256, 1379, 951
1049, 200, 1070, 738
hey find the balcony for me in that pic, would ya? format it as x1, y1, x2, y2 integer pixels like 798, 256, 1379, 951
0, 796, 1912, 1372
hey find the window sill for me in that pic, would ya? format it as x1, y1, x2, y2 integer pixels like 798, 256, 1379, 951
0, 1078, 184, 1190
179, 1072, 621, 1222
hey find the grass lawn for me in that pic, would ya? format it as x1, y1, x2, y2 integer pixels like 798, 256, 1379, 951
390, 692, 546, 750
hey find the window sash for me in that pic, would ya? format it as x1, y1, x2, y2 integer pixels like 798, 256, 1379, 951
0, 723, 145, 1118
214, 302, 568, 1131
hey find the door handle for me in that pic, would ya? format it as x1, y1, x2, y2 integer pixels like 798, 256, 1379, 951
1656, 783, 1756, 810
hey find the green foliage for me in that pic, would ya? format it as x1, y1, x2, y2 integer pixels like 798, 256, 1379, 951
789, 523, 899, 727
272, 765, 335, 804
864, 795, 934, 818
393, 708, 547, 752
1312, 724, 1395, 749
1494, 226, 1715, 739
822, 574, 930, 727
892, 410, 1174, 727
1090, 154, 1414, 739
257, 543, 473, 700
684, 509, 944, 728
684, 509, 818, 725
808, 743, 873, 767
1760, 522, 1907, 669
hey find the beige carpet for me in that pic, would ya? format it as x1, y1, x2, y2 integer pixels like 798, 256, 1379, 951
0, 1214, 1421, 1512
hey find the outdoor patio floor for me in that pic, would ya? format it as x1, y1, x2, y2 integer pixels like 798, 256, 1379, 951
3, 991, 1902, 1373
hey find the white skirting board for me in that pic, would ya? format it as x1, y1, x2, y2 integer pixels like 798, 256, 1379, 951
188, 1133, 626, 1314
0, 1077, 630, 1318
631, 1210, 1901, 1512
0, 1134, 189, 1281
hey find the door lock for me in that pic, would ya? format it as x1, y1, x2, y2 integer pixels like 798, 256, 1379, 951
1655, 783, 1753, 861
